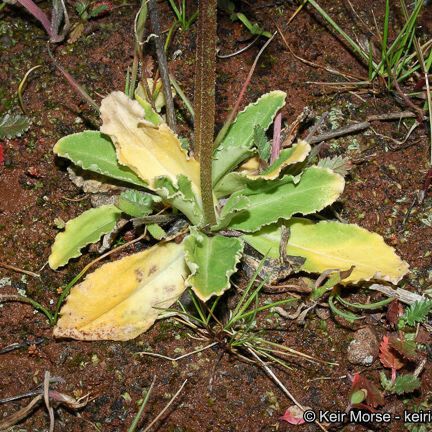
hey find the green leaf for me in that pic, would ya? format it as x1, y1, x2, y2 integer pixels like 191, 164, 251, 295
212, 195, 250, 231
234, 12, 272, 38
212, 91, 286, 186
225, 166, 344, 232
402, 300, 432, 326
380, 371, 393, 391
135, 84, 163, 126
244, 218, 409, 284
89, 4, 108, 18
214, 141, 311, 197
0, 113, 31, 139
49, 205, 122, 270
350, 389, 367, 405
184, 228, 244, 301
317, 155, 352, 177
154, 175, 203, 225
117, 190, 160, 218
54, 131, 148, 187
394, 374, 421, 395
147, 223, 166, 240
254, 125, 270, 162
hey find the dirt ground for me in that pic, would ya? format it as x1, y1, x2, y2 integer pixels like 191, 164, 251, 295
1, 0, 431, 431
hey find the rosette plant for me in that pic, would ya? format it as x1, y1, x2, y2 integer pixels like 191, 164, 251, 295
49, 1, 408, 341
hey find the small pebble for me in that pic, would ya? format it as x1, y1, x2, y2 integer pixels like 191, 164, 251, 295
347, 326, 379, 366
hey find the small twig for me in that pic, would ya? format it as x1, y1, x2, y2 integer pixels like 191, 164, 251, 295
141, 379, 188, 432
308, 111, 417, 145
367, 111, 417, 122
305, 112, 328, 143
247, 348, 328, 432
148, 0, 176, 131
138, 342, 218, 361
369, 284, 423, 305
0, 262, 40, 278
308, 121, 370, 144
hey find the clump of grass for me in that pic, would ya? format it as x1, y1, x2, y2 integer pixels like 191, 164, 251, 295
308, 0, 430, 88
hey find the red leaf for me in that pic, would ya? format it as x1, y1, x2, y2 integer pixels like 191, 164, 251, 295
280, 406, 307, 425
386, 300, 403, 327
379, 335, 405, 370
350, 373, 384, 409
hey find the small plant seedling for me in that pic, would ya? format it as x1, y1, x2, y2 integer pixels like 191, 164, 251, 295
68, 0, 111, 43
0, 113, 31, 165
167, 0, 197, 31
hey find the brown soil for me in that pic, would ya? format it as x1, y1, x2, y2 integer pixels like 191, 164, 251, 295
1, 1, 431, 431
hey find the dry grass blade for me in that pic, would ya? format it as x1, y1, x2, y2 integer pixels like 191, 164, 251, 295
44, 371, 55, 432
138, 342, 218, 361
0, 261, 40, 278
141, 380, 188, 432
0, 394, 43, 429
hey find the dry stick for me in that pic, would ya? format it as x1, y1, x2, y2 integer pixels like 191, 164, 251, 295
194, 0, 217, 226
0, 262, 40, 278
141, 379, 188, 432
214, 33, 276, 148
138, 342, 218, 361
247, 348, 328, 432
307, 111, 417, 144
148, 0, 176, 132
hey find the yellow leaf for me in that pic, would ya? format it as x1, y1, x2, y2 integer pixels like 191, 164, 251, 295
100, 91, 200, 194
238, 156, 261, 174
238, 140, 310, 180
257, 140, 311, 180
244, 219, 409, 285
54, 242, 187, 341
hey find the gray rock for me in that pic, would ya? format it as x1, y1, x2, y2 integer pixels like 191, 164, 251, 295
347, 327, 379, 366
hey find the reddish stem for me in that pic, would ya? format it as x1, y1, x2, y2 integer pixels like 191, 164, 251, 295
16, 0, 52, 37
